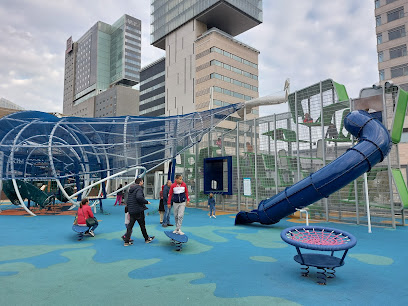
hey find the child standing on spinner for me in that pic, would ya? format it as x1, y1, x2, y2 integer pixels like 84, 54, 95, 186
208, 193, 216, 218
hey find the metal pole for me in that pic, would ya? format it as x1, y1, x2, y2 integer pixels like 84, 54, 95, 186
295, 91, 300, 181
320, 81, 329, 221
351, 98, 360, 224
236, 121, 241, 211
274, 114, 278, 194
382, 86, 396, 228
254, 118, 259, 206
268, 121, 271, 154
195, 143, 199, 208
363, 172, 372, 233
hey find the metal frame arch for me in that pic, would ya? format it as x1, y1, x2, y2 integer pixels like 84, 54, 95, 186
9, 119, 43, 216
48, 119, 89, 206
19, 135, 76, 179
63, 122, 112, 198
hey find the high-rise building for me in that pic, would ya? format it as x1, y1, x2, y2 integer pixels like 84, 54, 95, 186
150, 0, 262, 122
139, 57, 166, 116
151, 1, 263, 49
195, 28, 260, 127
375, 0, 408, 90
63, 14, 141, 117
375, 0, 408, 165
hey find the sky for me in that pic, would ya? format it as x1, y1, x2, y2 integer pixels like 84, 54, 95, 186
0, 0, 378, 115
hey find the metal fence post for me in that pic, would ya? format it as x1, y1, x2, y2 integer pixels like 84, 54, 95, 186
254, 118, 258, 206
237, 121, 241, 212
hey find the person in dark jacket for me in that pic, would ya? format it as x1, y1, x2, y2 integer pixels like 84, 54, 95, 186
123, 178, 155, 246
162, 180, 173, 227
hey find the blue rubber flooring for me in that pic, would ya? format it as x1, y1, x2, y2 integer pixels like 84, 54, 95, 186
1, 198, 408, 305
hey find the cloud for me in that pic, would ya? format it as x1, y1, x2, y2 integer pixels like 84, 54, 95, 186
238, 1, 378, 116
0, 1, 378, 115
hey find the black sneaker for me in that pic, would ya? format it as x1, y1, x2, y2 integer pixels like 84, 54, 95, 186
167, 224, 174, 226
162, 224, 168, 227
145, 236, 155, 244
124, 241, 133, 246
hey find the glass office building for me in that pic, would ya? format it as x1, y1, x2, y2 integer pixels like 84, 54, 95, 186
139, 58, 166, 116
151, 0, 263, 48
63, 14, 141, 115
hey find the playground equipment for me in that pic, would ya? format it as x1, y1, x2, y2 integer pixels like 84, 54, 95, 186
0, 105, 241, 215
280, 226, 357, 285
235, 110, 392, 225
164, 230, 189, 252
228, 81, 408, 227
0, 87, 291, 217
2, 179, 54, 208
72, 224, 91, 241
168, 80, 407, 228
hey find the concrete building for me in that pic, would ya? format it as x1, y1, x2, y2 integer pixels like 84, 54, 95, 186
195, 28, 260, 129
63, 14, 141, 117
150, 0, 262, 120
0, 98, 24, 118
375, 0, 408, 166
376, 0, 408, 89
139, 57, 166, 117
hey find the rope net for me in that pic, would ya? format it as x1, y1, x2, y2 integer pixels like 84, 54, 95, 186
0, 104, 242, 182
285, 228, 351, 246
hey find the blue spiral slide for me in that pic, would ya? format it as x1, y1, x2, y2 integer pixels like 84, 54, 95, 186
235, 110, 392, 225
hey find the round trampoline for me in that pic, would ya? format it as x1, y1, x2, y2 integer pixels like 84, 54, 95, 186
280, 226, 357, 285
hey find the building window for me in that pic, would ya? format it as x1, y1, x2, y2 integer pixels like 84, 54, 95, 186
388, 26, 405, 40
212, 86, 253, 101
210, 73, 258, 92
379, 69, 385, 81
387, 7, 404, 23
378, 51, 384, 63
209, 46, 258, 68
375, 0, 380, 9
386, 0, 398, 3
377, 33, 383, 44
390, 45, 407, 59
376, 15, 381, 26
391, 64, 408, 78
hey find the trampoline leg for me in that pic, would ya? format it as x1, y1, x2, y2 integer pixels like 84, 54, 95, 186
300, 265, 310, 277
316, 268, 327, 285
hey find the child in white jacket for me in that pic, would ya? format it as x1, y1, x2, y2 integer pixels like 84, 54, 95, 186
122, 206, 133, 242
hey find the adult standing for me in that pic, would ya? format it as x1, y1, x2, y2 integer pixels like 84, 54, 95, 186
123, 178, 155, 246
158, 185, 165, 224
167, 175, 189, 235
162, 180, 173, 227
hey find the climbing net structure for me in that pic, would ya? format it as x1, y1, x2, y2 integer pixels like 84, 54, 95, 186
0, 103, 242, 215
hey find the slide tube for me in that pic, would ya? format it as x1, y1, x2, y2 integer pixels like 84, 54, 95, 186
235, 110, 391, 225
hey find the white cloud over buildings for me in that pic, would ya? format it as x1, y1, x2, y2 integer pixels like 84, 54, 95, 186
0, 0, 378, 114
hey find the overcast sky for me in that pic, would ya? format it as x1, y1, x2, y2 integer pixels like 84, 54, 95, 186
0, 0, 378, 115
